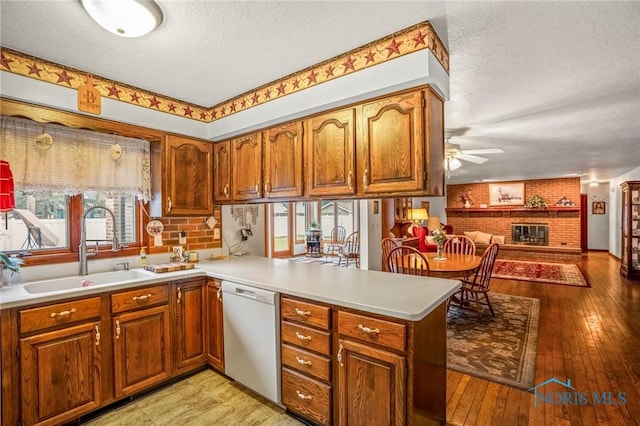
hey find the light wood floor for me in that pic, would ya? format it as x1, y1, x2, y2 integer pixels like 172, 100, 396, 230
83, 252, 639, 425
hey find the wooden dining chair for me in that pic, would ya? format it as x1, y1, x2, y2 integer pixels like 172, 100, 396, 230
449, 243, 500, 323
380, 238, 399, 272
338, 231, 360, 268
324, 226, 347, 260
386, 246, 430, 276
443, 235, 476, 256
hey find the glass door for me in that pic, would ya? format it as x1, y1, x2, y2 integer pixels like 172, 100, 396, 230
272, 202, 291, 258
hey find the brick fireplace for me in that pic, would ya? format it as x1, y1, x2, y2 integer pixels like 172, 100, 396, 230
512, 223, 548, 245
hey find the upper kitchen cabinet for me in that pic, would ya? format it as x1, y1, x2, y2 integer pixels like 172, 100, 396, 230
162, 135, 214, 215
305, 108, 357, 197
231, 132, 263, 201
213, 140, 232, 203
357, 87, 444, 197
263, 121, 304, 199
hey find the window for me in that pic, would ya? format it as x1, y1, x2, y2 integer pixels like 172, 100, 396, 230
295, 202, 306, 244
318, 200, 358, 240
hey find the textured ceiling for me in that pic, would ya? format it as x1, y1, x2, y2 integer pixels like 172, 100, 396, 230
1, 1, 639, 185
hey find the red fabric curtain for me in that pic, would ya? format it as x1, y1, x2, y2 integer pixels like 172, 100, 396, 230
0, 160, 15, 212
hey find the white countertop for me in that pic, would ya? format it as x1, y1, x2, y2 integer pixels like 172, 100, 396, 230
0, 256, 460, 321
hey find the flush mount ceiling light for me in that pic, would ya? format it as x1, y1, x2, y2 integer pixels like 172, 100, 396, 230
589, 180, 600, 187
79, 0, 164, 38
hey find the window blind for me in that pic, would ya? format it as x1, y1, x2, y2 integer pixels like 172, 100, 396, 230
0, 116, 151, 201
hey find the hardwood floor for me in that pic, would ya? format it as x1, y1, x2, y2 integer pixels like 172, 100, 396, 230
82, 252, 638, 425
447, 251, 640, 425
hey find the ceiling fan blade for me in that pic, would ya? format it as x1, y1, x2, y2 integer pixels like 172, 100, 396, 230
457, 153, 489, 164
460, 148, 504, 155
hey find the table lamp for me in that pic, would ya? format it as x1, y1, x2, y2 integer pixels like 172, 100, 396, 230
408, 208, 428, 226
427, 216, 441, 232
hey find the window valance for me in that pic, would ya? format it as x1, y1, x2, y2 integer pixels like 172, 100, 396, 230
0, 116, 151, 201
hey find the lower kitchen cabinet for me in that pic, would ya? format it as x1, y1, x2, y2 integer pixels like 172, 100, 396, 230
174, 278, 207, 375
205, 279, 224, 371
337, 339, 406, 426
20, 320, 103, 426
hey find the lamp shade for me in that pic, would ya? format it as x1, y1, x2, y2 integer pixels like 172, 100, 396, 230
427, 216, 441, 232
408, 208, 428, 223
0, 160, 15, 212
80, 0, 164, 38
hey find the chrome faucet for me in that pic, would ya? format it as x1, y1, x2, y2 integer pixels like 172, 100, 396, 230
79, 205, 120, 275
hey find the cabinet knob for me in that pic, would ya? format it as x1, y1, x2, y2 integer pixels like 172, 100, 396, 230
296, 390, 313, 400
347, 170, 353, 191
295, 331, 312, 341
223, 184, 229, 197
177, 287, 182, 304
296, 356, 312, 366
255, 181, 260, 194
295, 308, 311, 317
133, 293, 152, 301
337, 343, 344, 367
217, 287, 222, 302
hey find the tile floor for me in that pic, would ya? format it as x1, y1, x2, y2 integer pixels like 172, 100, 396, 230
83, 369, 303, 426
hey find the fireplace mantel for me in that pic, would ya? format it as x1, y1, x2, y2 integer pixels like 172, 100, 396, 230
446, 207, 579, 218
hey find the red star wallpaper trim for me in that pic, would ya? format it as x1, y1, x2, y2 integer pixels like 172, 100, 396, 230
0, 20, 448, 123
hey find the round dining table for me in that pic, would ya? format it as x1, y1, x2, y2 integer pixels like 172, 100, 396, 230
423, 252, 482, 279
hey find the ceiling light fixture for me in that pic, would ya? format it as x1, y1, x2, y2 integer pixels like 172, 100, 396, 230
79, 0, 164, 38
445, 156, 462, 178
589, 180, 600, 188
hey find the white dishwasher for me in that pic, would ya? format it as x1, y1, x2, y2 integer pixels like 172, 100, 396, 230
222, 280, 281, 405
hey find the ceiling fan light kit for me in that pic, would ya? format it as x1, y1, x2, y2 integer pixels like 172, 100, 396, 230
79, 0, 164, 38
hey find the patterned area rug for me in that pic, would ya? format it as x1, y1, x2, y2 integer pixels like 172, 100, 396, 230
492, 259, 590, 287
447, 293, 540, 390
288, 256, 344, 267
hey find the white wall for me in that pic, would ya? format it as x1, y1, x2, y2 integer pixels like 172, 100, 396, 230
412, 195, 448, 227
362, 199, 383, 271
584, 182, 611, 250
221, 205, 266, 257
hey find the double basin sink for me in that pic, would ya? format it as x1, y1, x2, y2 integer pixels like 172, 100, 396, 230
23, 269, 157, 294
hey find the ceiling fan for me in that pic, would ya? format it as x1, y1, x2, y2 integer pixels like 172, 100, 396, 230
444, 138, 504, 177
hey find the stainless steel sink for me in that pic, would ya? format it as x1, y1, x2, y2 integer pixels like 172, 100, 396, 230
23, 269, 156, 294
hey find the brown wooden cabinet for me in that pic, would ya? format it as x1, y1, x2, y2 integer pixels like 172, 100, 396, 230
213, 140, 232, 202
337, 338, 406, 426
164, 135, 214, 215
205, 279, 225, 371
263, 121, 304, 199
19, 319, 102, 425
111, 286, 171, 398
305, 108, 357, 197
231, 132, 263, 200
621, 181, 640, 280
174, 278, 207, 375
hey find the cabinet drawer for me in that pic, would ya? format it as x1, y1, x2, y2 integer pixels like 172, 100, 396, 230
282, 343, 331, 382
111, 285, 168, 313
19, 297, 101, 334
281, 297, 330, 330
281, 322, 330, 355
337, 311, 406, 352
282, 367, 332, 426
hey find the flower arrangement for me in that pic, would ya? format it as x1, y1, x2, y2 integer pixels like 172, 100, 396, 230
431, 225, 447, 246
460, 190, 474, 207
525, 195, 548, 209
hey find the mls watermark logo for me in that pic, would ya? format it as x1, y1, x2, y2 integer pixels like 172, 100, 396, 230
529, 378, 627, 407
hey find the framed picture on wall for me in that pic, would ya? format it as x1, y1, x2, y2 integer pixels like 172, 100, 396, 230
489, 182, 525, 206
592, 201, 606, 215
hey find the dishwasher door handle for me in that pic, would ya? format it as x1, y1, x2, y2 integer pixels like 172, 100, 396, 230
234, 287, 257, 299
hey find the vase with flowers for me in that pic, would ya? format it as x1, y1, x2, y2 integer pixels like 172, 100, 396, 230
431, 225, 447, 261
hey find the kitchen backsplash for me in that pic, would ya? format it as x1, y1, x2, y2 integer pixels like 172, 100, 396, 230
146, 205, 222, 254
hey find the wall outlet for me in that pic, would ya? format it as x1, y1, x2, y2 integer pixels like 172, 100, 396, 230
179, 231, 187, 245
214, 228, 220, 240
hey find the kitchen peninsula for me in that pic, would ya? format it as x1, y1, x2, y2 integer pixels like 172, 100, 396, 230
1, 256, 458, 426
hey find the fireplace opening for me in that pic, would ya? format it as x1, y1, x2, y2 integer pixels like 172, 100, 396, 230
512, 223, 549, 246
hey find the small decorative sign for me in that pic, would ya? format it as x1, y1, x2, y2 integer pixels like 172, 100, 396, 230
77, 75, 101, 115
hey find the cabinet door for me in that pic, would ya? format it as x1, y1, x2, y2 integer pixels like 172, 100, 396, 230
358, 91, 424, 195
337, 339, 405, 426
231, 132, 263, 200
165, 135, 213, 215
205, 279, 224, 371
20, 321, 102, 426
174, 279, 206, 375
113, 305, 171, 397
213, 140, 232, 202
263, 121, 304, 198
305, 108, 356, 197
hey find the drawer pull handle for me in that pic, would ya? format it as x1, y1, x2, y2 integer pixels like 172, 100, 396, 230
295, 332, 312, 341
95, 325, 100, 346
295, 308, 311, 317
337, 343, 344, 367
167, 197, 172, 212
115, 320, 121, 339
296, 390, 313, 400
50, 308, 77, 318
133, 293, 152, 301
296, 356, 312, 366
358, 324, 380, 334
177, 287, 182, 304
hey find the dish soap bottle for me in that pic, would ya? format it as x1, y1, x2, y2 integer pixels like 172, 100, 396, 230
140, 246, 148, 267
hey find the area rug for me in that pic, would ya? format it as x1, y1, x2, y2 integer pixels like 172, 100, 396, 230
288, 256, 340, 266
447, 293, 539, 390
492, 259, 590, 287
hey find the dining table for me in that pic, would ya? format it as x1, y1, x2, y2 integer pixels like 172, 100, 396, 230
422, 252, 482, 279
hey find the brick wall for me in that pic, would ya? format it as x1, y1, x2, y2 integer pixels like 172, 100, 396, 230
446, 178, 581, 248
147, 205, 222, 254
